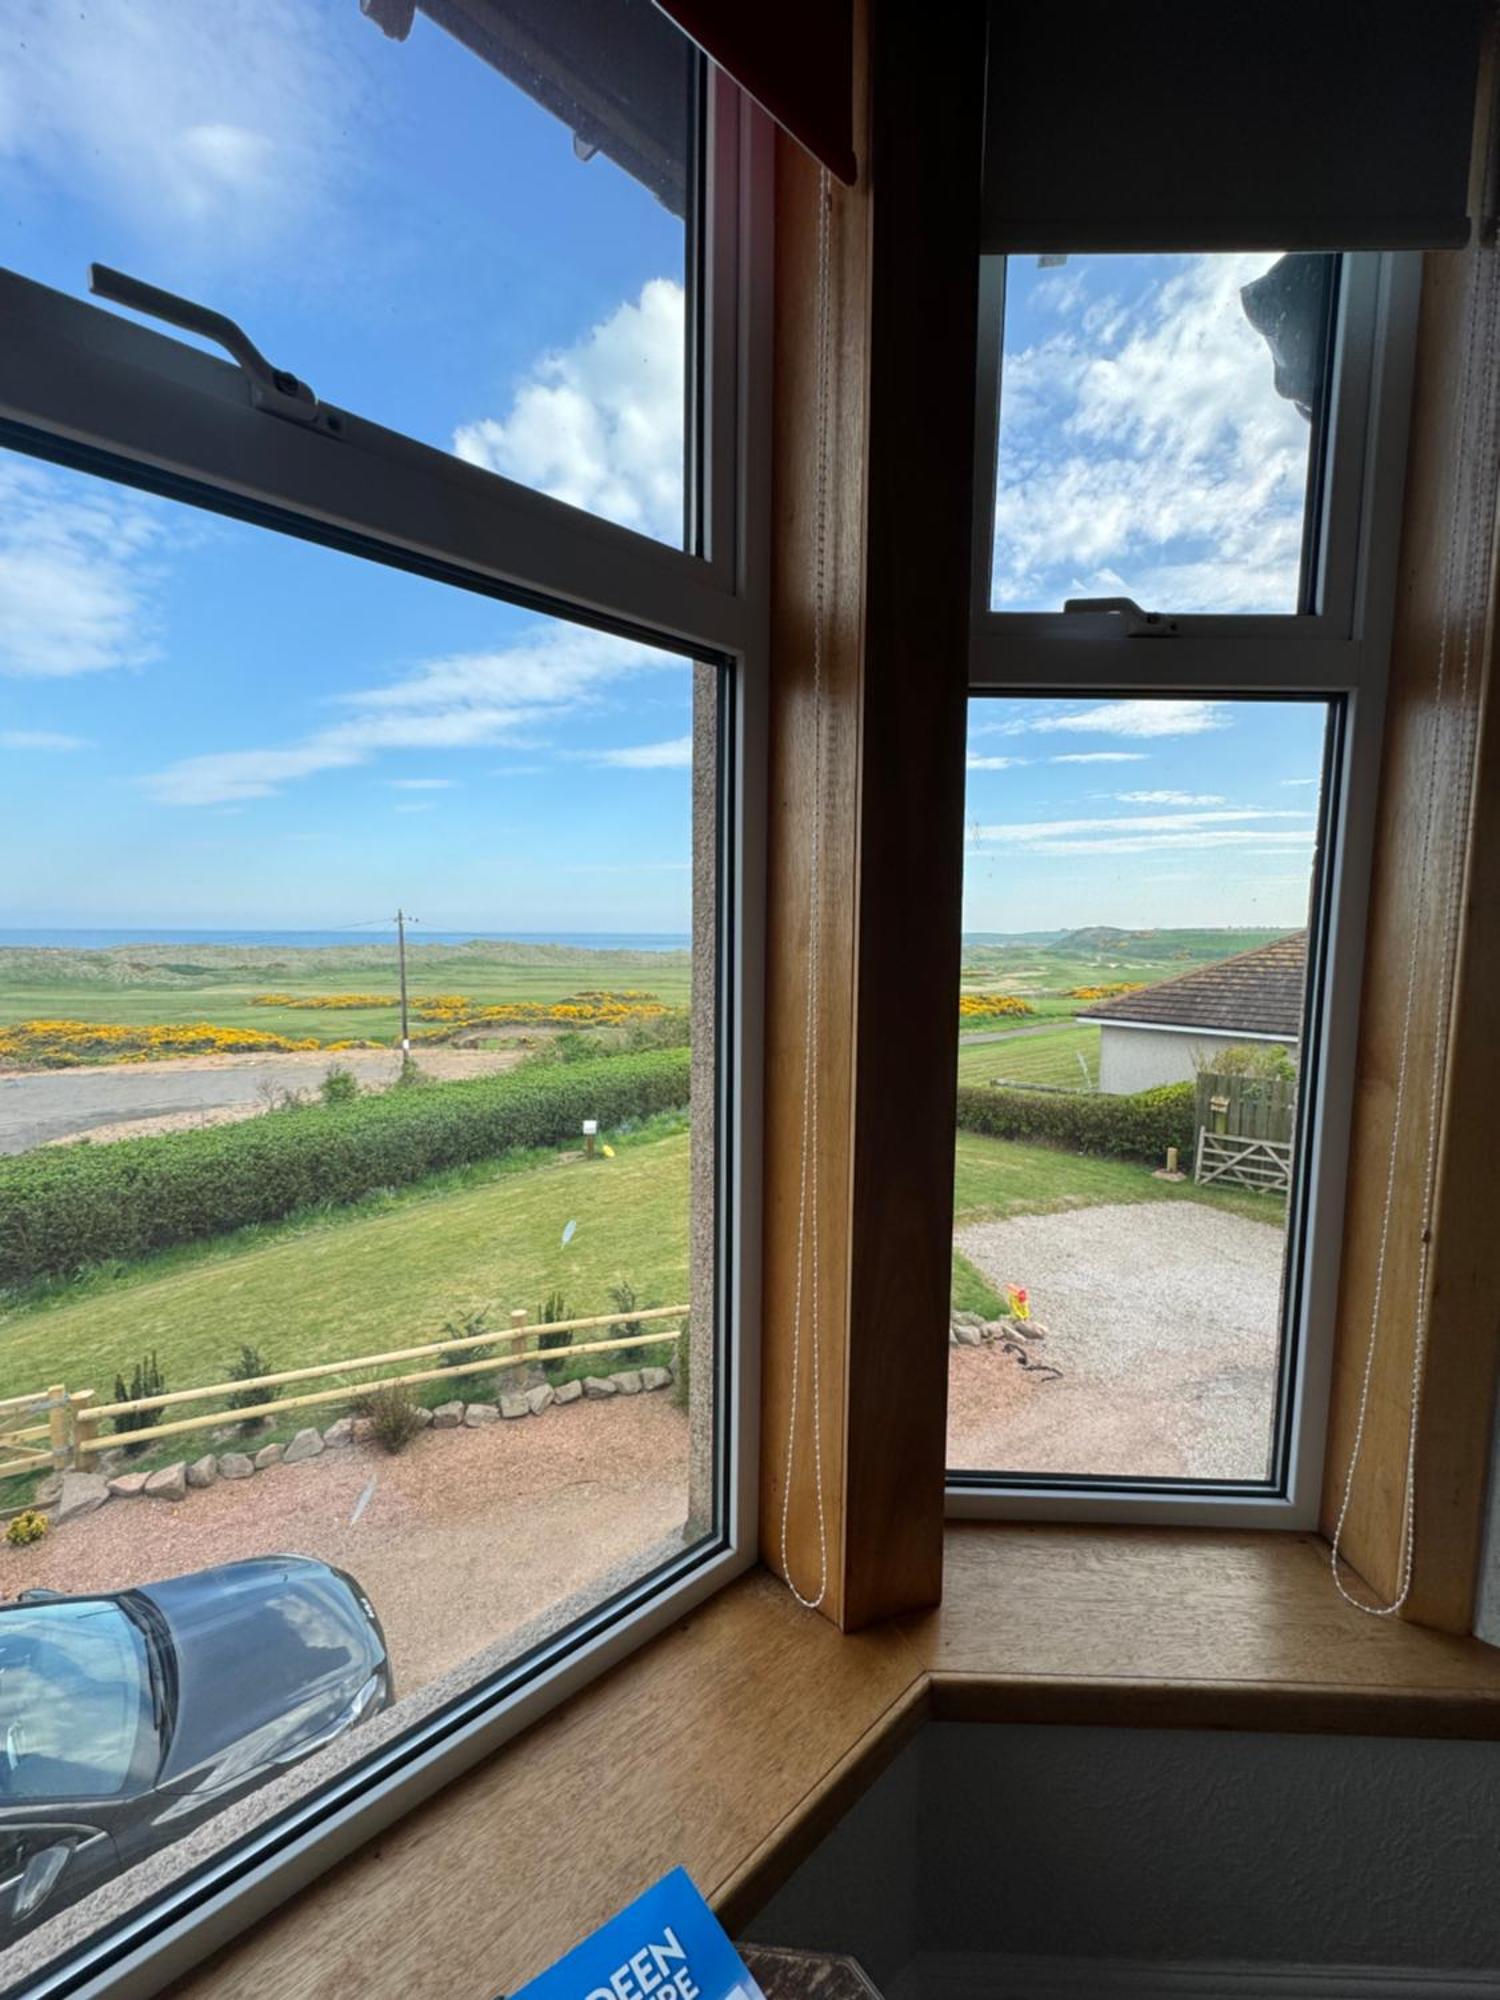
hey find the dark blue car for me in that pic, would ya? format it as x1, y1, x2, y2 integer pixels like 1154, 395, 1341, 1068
0, 1556, 392, 1939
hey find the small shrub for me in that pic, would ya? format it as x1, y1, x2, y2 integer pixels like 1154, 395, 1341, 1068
439, 1310, 492, 1371
224, 1344, 279, 1433
537, 1289, 572, 1378
359, 1383, 424, 1454
1200, 1041, 1297, 1082
112, 1352, 165, 1455
955, 1079, 1194, 1165
5, 1509, 48, 1546
608, 1279, 643, 1341
318, 1065, 360, 1106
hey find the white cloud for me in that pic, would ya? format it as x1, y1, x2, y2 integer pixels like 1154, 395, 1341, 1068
0, 0, 355, 254
1049, 751, 1148, 765
586, 735, 693, 770
967, 805, 1315, 856
1008, 830, 1316, 855
992, 253, 1313, 613
973, 699, 1226, 740
144, 625, 669, 805
966, 754, 1029, 771
970, 809, 1308, 845
1280, 776, 1318, 787
1114, 789, 1226, 805
454, 279, 685, 543
1034, 699, 1228, 739
0, 729, 90, 750
387, 778, 455, 791
0, 460, 165, 679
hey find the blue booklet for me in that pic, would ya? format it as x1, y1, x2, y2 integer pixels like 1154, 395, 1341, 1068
507, 1868, 765, 2000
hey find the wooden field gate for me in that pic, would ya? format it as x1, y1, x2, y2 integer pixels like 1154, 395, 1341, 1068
1193, 1069, 1296, 1194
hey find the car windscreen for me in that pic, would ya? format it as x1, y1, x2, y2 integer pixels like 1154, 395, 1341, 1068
0, 1601, 152, 1800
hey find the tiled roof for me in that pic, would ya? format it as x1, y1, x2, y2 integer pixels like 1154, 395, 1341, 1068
1077, 931, 1307, 1039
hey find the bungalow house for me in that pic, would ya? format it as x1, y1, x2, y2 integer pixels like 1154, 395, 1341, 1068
1077, 932, 1307, 1094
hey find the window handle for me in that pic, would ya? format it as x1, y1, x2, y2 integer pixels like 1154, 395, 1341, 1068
1062, 595, 1179, 636
88, 264, 341, 434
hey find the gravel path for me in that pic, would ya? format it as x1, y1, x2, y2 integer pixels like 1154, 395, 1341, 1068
951, 1203, 1287, 1480
0, 1047, 521, 1155
0, 1398, 690, 1696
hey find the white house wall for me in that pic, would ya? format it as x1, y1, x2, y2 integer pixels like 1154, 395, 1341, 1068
1096, 1024, 1231, 1094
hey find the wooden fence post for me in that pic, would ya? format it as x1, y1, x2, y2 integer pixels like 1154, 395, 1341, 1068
46, 1386, 67, 1472
71, 1390, 98, 1472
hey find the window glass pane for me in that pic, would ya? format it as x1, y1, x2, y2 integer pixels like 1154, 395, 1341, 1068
1, 0, 696, 547
990, 253, 1337, 614
951, 694, 1327, 1484
0, 446, 719, 1961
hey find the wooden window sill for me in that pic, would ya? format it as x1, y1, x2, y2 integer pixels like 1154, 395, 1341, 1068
170, 1525, 1500, 2000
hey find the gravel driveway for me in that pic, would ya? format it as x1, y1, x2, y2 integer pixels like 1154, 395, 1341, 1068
951, 1202, 1287, 1480
0, 1397, 690, 1695
0, 1047, 520, 1155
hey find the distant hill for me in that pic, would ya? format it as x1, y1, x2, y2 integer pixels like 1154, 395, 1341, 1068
959, 926, 1296, 998
1051, 926, 1288, 960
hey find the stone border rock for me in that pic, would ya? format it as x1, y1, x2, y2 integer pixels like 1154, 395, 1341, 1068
948, 1311, 1062, 1380
82, 1363, 678, 1508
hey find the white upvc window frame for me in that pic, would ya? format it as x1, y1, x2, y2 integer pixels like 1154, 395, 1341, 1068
0, 63, 770, 2000
948, 248, 1423, 1530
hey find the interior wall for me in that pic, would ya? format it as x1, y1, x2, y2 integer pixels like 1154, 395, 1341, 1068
743, 1722, 1500, 1979
739, 1733, 923, 1986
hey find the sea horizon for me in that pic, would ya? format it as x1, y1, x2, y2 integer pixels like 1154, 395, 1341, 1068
0, 927, 694, 953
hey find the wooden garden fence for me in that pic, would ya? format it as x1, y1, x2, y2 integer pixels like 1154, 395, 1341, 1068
0, 1305, 688, 1481
1194, 1070, 1296, 1144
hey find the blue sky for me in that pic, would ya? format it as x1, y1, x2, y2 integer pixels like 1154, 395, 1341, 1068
0, 0, 696, 932
0, 11, 1325, 934
992, 253, 1318, 614
964, 697, 1326, 933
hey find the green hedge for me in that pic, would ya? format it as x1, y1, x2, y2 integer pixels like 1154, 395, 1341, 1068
955, 1079, 1194, 1165
0, 1051, 690, 1286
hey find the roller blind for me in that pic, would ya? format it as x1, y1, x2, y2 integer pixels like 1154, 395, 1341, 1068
983, 0, 1487, 253
653, 0, 857, 182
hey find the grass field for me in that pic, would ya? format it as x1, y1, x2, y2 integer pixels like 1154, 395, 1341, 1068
0, 926, 1285, 1062
955, 1023, 1100, 1090
0, 939, 692, 1050
0, 1117, 693, 1413
0, 1117, 1283, 1419
959, 926, 1288, 1000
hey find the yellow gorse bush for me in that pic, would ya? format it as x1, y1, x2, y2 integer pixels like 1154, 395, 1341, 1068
0, 1020, 329, 1068
958, 994, 1034, 1020
1066, 982, 1147, 1001
411, 989, 669, 1030
250, 993, 395, 1010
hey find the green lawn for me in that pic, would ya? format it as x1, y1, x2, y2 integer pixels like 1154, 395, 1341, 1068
0, 939, 692, 1047
953, 1128, 1282, 1229
955, 1023, 1100, 1090
0, 1118, 1285, 1465
0, 1122, 692, 1410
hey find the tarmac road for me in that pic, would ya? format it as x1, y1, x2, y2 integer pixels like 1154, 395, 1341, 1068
0, 1048, 515, 1156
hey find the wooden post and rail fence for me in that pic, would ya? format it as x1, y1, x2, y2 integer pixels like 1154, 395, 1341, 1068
0, 1304, 688, 1485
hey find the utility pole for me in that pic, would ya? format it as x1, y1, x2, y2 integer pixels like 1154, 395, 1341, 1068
395, 908, 411, 1054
